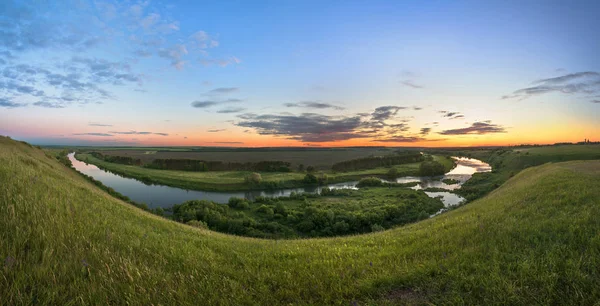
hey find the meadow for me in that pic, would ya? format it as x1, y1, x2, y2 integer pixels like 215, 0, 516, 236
2, 136, 600, 304
76, 147, 405, 170
75, 152, 449, 191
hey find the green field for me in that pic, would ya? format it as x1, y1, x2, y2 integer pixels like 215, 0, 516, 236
75, 152, 448, 191
92, 147, 402, 170
3, 137, 600, 304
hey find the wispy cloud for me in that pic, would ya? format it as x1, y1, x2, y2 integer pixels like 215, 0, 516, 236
89, 122, 113, 127
108, 131, 168, 136
400, 80, 423, 89
439, 111, 464, 120
0, 98, 26, 108
207, 129, 227, 132
191, 98, 242, 108
284, 101, 344, 110
73, 133, 113, 137
217, 107, 246, 113
439, 121, 506, 135
420, 127, 431, 136
502, 71, 600, 100
205, 87, 239, 95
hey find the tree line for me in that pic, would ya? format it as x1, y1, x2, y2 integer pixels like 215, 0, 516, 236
90, 152, 292, 172
331, 152, 424, 172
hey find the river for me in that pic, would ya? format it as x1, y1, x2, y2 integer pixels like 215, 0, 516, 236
68, 153, 491, 209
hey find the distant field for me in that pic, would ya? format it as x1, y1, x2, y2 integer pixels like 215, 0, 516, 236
91, 147, 404, 170
76, 152, 435, 191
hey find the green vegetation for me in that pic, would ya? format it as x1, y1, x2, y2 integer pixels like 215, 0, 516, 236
79, 146, 403, 170
419, 160, 446, 176
331, 152, 423, 172
442, 178, 460, 185
171, 187, 443, 239
3, 137, 600, 304
455, 144, 600, 201
76, 152, 453, 191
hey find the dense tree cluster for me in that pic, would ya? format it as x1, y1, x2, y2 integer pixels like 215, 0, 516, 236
418, 161, 446, 176
145, 159, 292, 172
331, 152, 423, 172
90, 152, 142, 166
171, 188, 443, 239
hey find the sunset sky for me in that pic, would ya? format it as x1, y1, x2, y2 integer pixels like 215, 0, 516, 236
1, 0, 599, 147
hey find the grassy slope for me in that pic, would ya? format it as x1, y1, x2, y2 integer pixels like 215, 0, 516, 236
2, 137, 600, 304
75, 153, 447, 192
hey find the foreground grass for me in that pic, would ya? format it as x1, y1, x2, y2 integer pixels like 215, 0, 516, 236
2, 137, 600, 304
75, 153, 448, 192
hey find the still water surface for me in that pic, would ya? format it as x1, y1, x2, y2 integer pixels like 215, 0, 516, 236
68, 153, 490, 209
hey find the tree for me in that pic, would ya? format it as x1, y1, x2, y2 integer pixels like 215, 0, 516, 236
297, 164, 304, 172
245, 172, 262, 185
306, 165, 316, 173
387, 167, 399, 178
303, 173, 318, 184
419, 161, 445, 176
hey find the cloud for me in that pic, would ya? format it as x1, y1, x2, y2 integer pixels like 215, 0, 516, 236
401, 80, 423, 89
503, 71, 600, 100
153, 133, 169, 136
107, 130, 167, 136
592, 100, 600, 103
439, 111, 464, 120
199, 56, 241, 67
412, 106, 423, 110
89, 122, 112, 127
73, 133, 113, 137
191, 101, 219, 108
33, 101, 66, 108
236, 112, 373, 142
372, 136, 426, 143
191, 98, 242, 108
205, 87, 239, 95
371, 106, 406, 122
439, 121, 507, 135
207, 129, 226, 132
0, 98, 26, 108
158, 44, 188, 70
217, 107, 246, 113
420, 127, 431, 136
190, 31, 219, 49
284, 101, 345, 110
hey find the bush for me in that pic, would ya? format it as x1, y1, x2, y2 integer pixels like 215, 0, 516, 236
187, 220, 208, 229
387, 167, 399, 178
419, 161, 445, 176
356, 177, 383, 188
303, 173, 318, 184
245, 172, 262, 185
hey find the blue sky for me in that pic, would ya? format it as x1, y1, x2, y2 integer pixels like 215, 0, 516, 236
1, 0, 599, 146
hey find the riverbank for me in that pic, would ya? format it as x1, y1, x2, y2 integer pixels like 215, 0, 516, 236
75, 152, 456, 192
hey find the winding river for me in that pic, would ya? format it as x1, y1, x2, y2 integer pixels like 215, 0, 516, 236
68, 153, 491, 209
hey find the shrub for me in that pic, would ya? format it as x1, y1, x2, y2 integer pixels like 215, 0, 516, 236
245, 172, 262, 185
356, 177, 383, 188
419, 161, 445, 176
303, 173, 318, 184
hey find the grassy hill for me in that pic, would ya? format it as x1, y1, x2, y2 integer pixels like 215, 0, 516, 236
2, 136, 600, 305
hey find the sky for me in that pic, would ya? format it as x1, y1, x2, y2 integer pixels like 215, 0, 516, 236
1, 0, 599, 147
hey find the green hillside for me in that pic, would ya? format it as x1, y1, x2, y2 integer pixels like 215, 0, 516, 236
2, 136, 600, 305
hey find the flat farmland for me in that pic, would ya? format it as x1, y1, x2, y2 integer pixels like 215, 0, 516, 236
96, 147, 408, 169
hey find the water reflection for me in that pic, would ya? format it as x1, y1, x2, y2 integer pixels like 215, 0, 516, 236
69, 153, 490, 209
